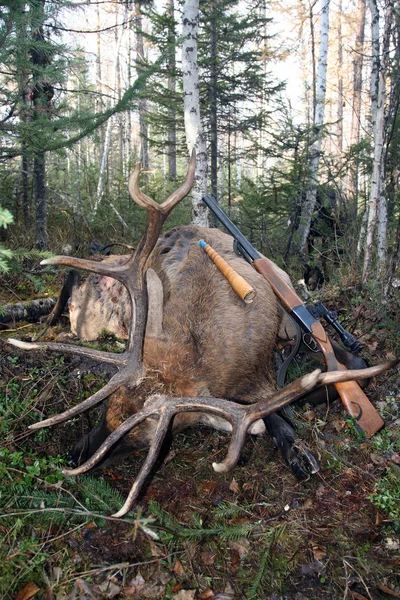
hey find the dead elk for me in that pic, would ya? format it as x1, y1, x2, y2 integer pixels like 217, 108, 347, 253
8, 155, 395, 517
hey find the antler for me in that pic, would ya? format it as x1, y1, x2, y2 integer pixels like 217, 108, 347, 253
7, 150, 196, 428
65, 361, 396, 517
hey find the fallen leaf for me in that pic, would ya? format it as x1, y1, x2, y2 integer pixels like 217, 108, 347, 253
215, 582, 235, 600
303, 410, 315, 421
384, 538, 400, 551
164, 449, 177, 464
391, 453, 400, 465
14, 583, 40, 600
173, 559, 185, 576
376, 584, 400, 598
312, 545, 327, 561
350, 592, 368, 600
197, 588, 215, 600
83, 521, 97, 529
299, 562, 322, 578
229, 478, 240, 494
370, 453, 388, 467
172, 591, 196, 600
97, 580, 121, 598
201, 551, 216, 566
228, 538, 250, 558
229, 548, 240, 569
123, 574, 145, 595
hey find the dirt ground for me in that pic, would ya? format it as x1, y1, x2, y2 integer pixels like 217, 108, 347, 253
0, 284, 399, 600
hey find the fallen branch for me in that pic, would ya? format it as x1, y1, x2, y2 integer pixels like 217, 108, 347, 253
0, 298, 56, 326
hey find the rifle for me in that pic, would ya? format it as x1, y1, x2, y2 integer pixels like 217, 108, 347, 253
202, 194, 384, 438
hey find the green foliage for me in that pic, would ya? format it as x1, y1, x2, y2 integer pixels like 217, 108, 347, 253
0, 205, 14, 272
149, 500, 259, 548
246, 526, 288, 600
369, 471, 400, 532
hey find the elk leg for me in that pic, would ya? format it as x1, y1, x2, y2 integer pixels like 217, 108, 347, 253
263, 413, 319, 479
70, 410, 139, 468
47, 270, 79, 326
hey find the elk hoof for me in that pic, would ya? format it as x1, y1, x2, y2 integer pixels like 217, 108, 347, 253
288, 441, 319, 479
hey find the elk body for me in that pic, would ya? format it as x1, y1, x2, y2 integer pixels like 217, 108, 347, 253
9, 154, 393, 517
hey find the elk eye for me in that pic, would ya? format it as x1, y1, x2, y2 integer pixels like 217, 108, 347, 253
160, 247, 172, 255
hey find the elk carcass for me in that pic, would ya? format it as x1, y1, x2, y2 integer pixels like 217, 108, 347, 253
8, 154, 392, 517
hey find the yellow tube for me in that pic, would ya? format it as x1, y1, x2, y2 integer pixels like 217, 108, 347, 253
199, 240, 256, 304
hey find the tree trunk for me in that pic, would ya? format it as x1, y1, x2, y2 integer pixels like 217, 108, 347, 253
336, 0, 343, 177
167, 0, 177, 181
31, 0, 50, 251
135, 1, 149, 172
34, 150, 48, 250
95, 7, 126, 210
182, 0, 209, 226
349, 0, 366, 206
291, 0, 330, 256
362, 0, 392, 282
210, 0, 218, 200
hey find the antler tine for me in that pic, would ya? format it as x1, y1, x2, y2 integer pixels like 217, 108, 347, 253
161, 149, 196, 214
28, 370, 131, 430
7, 339, 127, 367
128, 163, 160, 212
40, 255, 135, 280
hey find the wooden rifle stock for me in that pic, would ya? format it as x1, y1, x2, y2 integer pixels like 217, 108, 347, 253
201, 194, 384, 438
253, 258, 384, 437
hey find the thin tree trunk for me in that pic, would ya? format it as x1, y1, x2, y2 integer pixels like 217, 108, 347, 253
34, 151, 48, 250
31, 0, 49, 251
309, 2, 316, 124
291, 0, 330, 255
349, 0, 366, 206
135, 1, 149, 172
167, 0, 177, 181
336, 0, 343, 180
362, 0, 392, 282
126, 21, 133, 180
210, 0, 218, 200
95, 8, 126, 210
182, 0, 208, 226
96, 3, 104, 155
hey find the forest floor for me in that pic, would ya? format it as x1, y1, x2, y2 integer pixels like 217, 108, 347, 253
0, 273, 399, 600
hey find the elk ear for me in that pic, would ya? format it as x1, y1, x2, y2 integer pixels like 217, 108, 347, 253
145, 268, 164, 338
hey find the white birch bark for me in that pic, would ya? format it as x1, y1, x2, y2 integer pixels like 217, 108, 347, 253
292, 0, 330, 254
349, 0, 366, 207
362, 0, 392, 282
94, 7, 127, 214
182, 0, 209, 227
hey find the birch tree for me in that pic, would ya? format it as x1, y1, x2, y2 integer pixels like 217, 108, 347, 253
182, 0, 208, 226
349, 0, 366, 205
291, 0, 330, 255
362, 0, 392, 283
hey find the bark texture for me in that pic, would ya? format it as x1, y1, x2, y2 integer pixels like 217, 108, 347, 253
291, 0, 330, 255
182, 0, 208, 226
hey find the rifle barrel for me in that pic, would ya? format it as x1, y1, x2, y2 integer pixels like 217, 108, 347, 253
202, 195, 261, 261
